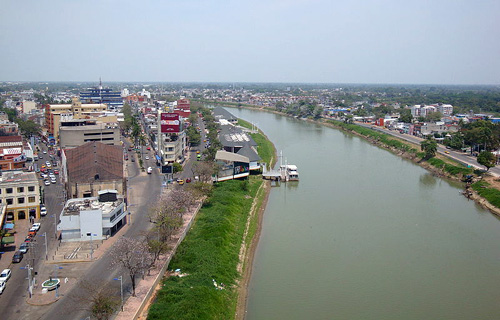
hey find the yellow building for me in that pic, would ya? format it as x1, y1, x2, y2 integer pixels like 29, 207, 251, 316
0, 171, 41, 221
46, 97, 107, 140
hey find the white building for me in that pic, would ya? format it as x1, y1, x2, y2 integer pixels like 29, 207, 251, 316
438, 104, 453, 116
57, 190, 127, 242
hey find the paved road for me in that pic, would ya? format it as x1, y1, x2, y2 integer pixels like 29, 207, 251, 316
355, 122, 500, 177
0, 145, 67, 318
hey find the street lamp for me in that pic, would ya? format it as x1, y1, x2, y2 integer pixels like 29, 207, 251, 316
20, 264, 34, 298
40, 232, 48, 260
113, 276, 124, 311
87, 233, 98, 260
54, 266, 63, 298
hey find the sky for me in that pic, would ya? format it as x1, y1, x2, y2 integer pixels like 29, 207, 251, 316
1, 0, 499, 85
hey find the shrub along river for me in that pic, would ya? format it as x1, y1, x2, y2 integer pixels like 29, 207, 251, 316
226, 107, 500, 320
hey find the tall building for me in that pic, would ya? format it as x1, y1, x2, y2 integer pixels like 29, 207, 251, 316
0, 171, 41, 221
80, 80, 123, 110
157, 112, 186, 164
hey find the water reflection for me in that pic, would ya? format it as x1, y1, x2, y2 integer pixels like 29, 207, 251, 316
419, 173, 437, 188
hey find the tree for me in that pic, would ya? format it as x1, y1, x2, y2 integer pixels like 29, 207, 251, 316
74, 280, 120, 320
172, 162, 183, 174
420, 136, 438, 159
111, 237, 153, 296
477, 151, 497, 171
399, 109, 413, 123
425, 111, 443, 123
191, 161, 216, 183
144, 230, 170, 268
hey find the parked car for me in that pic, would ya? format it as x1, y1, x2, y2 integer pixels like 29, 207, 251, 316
44, 180, 50, 186
12, 251, 23, 263
177, 179, 185, 185
28, 229, 37, 236
19, 243, 29, 254
40, 205, 47, 216
32, 223, 41, 231
0, 281, 5, 294
0, 269, 11, 283
54, 169, 59, 175
186, 178, 192, 183
147, 167, 152, 174
51, 178, 57, 184
145, 155, 150, 160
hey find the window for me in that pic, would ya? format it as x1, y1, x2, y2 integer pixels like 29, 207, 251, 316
28, 186, 35, 192
0, 188, 2, 194
18, 197, 25, 204
6, 198, 13, 205
28, 196, 36, 203
6, 188, 13, 194
18, 187, 24, 193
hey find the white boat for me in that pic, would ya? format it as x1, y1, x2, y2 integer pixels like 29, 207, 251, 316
280, 164, 299, 181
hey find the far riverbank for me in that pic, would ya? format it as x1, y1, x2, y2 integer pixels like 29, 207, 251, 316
214, 102, 500, 218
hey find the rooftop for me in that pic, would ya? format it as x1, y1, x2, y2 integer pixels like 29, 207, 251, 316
63, 194, 123, 216
0, 171, 38, 184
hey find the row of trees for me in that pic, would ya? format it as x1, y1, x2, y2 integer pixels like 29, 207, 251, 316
275, 100, 323, 119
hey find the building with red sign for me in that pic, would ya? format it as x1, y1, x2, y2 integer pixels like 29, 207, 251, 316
157, 111, 186, 164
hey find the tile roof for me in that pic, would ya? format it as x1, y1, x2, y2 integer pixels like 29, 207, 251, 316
65, 141, 123, 183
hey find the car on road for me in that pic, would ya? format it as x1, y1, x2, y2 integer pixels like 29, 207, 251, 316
177, 179, 185, 185
54, 169, 59, 175
51, 178, 57, 184
12, 251, 23, 263
145, 155, 150, 160
43, 150, 47, 154
40, 205, 47, 216
32, 223, 41, 231
131, 157, 135, 162
0, 269, 11, 283
147, 167, 152, 174
196, 150, 200, 154
0, 281, 5, 294
445, 150, 450, 154
44, 180, 51, 186
186, 178, 191, 183
19, 243, 29, 254
147, 147, 151, 150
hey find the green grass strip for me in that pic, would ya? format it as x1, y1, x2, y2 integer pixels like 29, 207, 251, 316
426, 158, 473, 176
472, 181, 500, 208
147, 178, 263, 320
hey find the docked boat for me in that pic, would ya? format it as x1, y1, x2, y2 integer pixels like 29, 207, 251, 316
280, 164, 299, 181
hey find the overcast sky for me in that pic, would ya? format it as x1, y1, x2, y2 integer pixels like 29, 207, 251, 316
1, 0, 499, 85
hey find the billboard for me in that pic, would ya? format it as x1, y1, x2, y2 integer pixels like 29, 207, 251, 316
160, 113, 180, 133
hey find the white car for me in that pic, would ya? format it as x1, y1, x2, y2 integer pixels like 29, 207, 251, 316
145, 156, 150, 160
0, 269, 11, 284
51, 178, 57, 184
43, 150, 47, 154
40, 206, 47, 216
0, 281, 5, 294
32, 223, 41, 231
147, 167, 152, 174
44, 180, 50, 186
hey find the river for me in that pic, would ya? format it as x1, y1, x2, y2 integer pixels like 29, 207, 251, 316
225, 107, 500, 320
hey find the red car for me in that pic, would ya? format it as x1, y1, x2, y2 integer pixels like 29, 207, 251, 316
54, 169, 59, 175
147, 147, 151, 150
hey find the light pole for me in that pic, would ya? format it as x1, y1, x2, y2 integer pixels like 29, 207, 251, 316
54, 265, 63, 298
113, 276, 124, 311
20, 264, 34, 298
88, 233, 97, 260
40, 232, 48, 260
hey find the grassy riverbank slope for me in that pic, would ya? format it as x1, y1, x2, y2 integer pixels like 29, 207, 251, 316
147, 119, 276, 320
147, 178, 263, 320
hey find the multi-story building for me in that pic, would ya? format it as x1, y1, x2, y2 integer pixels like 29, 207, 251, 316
0, 136, 27, 170
438, 104, 454, 116
57, 190, 127, 242
80, 82, 123, 110
59, 120, 120, 149
157, 111, 186, 164
45, 97, 107, 141
0, 171, 41, 222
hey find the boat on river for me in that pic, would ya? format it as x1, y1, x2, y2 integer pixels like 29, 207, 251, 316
281, 164, 299, 181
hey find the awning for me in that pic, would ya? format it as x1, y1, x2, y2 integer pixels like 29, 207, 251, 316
155, 155, 161, 161
3, 223, 14, 230
1, 236, 15, 244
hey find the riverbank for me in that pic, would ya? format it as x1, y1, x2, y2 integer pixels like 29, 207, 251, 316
146, 118, 277, 320
216, 103, 500, 218
233, 118, 277, 319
